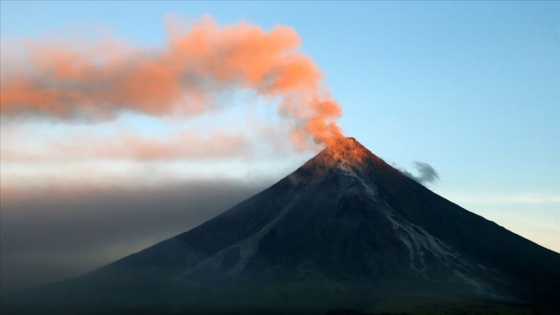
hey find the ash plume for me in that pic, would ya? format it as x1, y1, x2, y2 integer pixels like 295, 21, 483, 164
0, 15, 342, 148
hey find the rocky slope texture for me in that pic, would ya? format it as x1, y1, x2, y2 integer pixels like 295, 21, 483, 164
4, 138, 560, 314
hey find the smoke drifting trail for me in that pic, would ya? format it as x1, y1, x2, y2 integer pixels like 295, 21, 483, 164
0, 15, 343, 148
399, 162, 439, 185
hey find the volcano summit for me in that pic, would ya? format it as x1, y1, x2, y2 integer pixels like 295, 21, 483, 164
4, 138, 560, 314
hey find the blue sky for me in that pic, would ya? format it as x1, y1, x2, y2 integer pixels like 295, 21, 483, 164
1, 1, 559, 252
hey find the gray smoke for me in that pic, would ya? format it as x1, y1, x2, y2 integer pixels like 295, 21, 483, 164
399, 162, 439, 185
0, 179, 270, 294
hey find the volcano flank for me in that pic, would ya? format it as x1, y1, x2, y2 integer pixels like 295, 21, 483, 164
4, 138, 560, 314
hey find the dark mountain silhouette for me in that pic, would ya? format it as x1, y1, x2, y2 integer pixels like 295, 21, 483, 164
3, 138, 560, 314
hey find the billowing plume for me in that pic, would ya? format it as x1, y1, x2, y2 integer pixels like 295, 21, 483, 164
0, 15, 343, 148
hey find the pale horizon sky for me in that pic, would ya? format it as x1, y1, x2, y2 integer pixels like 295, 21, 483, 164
1, 1, 558, 292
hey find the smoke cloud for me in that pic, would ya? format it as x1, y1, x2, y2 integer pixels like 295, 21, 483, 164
399, 161, 439, 185
1, 129, 253, 162
0, 15, 343, 294
0, 179, 269, 294
0, 15, 342, 148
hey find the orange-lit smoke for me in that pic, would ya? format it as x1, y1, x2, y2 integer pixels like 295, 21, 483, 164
1, 129, 252, 162
0, 15, 343, 147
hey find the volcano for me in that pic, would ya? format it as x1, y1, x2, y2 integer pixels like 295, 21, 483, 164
4, 138, 560, 314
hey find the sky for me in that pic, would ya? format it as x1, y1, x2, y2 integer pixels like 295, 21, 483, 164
1, 1, 559, 293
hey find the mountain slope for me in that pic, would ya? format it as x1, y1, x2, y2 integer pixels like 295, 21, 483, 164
4, 137, 560, 314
